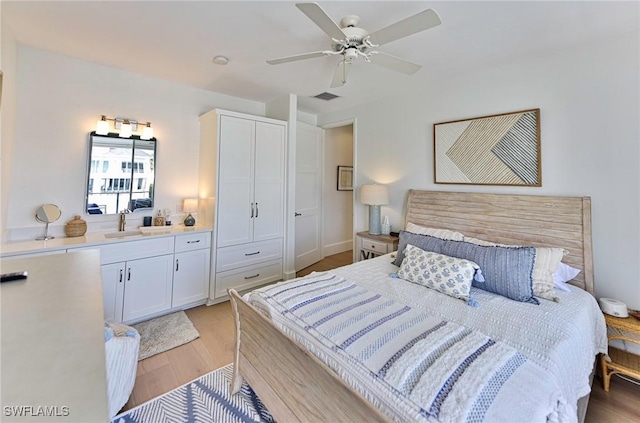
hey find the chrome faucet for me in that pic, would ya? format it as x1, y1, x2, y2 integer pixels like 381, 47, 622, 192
119, 211, 127, 231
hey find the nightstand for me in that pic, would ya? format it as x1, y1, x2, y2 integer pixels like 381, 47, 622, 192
601, 313, 640, 391
356, 231, 399, 261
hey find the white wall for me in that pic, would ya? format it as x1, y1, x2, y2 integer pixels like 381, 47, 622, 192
3, 46, 265, 241
318, 31, 640, 308
1, 9, 18, 240
323, 125, 353, 255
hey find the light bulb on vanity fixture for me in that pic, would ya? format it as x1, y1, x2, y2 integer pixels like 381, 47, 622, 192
183, 198, 198, 227
94, 115, 154, 139
360, 184, 389, 236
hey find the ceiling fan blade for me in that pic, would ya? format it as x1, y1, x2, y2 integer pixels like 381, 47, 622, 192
296, 2, 345, 41
368, 52, 422, 75
367, 9, 441, 46
267, 51, 327, 65
330, 60, 351, 88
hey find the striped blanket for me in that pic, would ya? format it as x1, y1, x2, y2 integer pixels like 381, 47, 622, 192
247, 273, 566, 423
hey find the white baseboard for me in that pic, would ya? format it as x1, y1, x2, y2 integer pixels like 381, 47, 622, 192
324, 239, 353, 257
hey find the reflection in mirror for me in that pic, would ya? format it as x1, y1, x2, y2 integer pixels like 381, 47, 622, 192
86, 132, 156, 215
35, 203, 61, 240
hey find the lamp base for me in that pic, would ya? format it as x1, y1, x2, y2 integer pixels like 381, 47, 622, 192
184, 213, 196, 227
368, 205, 382, 235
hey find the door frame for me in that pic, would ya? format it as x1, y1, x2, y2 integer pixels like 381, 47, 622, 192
321, 118, 357, 263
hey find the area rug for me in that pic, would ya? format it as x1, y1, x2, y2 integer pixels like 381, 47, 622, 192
112, 364, 275, 423
132, 311, 200, 360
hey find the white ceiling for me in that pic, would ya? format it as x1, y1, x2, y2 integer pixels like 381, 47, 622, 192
3, 1, 639, 115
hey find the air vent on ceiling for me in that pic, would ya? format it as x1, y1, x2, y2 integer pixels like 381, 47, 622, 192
312, 92, 340, 101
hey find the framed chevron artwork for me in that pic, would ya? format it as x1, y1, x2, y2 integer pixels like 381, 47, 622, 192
434, 108, 541, 186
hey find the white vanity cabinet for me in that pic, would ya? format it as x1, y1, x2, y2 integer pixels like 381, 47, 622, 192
199, 109, 286, 299
78, 236, 175, 324
71, 231, 211, 324
172, 232, 211, 308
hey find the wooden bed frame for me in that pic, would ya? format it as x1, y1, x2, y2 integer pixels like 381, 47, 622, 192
229, 190, 595, 423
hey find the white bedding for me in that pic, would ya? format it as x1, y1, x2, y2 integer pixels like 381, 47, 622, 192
247, 253, 607, 423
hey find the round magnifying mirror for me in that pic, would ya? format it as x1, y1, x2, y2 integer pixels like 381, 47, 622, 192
35, 204, 61, 240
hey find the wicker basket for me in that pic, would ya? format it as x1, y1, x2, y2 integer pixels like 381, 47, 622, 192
65, 215, 87, 237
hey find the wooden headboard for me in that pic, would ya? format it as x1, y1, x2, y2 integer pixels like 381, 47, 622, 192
404, 190, 594, 294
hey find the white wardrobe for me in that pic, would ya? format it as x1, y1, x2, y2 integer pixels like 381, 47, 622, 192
199, 109, 287, 300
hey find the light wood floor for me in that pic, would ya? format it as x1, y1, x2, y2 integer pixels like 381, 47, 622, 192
122, 251, 640, 422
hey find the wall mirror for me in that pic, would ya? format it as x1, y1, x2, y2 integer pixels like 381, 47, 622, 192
86, 132, 156, 215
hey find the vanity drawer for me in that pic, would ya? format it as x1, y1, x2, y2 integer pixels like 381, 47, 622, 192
74, 237, 174, 265
216, 238, 283, 273
214, 259, 282, 298
360, 238, 390, 254
175, 232, 211, 253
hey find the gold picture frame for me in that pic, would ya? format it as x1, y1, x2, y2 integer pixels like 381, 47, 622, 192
434, 108, 541, 186
337, 166, 353, 191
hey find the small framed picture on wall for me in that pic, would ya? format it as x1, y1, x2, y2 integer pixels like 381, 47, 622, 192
337, 166, 353, 191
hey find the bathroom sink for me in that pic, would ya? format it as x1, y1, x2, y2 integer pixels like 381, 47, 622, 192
104, 230, 142, 239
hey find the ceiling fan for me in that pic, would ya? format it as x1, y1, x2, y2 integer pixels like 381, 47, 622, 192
267, 2, 441, 88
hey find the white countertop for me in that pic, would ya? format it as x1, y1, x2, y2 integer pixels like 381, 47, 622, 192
0, 225, 213, 258
0, 250, 109, 422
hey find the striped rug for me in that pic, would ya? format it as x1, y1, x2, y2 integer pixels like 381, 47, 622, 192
112, 364, 274, 423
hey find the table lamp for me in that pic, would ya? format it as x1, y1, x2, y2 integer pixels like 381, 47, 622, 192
183, 198, 198, 226
360, 184, 389, 235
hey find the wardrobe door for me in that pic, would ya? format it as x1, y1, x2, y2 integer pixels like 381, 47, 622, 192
253, 121, 285, 242
217, 116, 255, 248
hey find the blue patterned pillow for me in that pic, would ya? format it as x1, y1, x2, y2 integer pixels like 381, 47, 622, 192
442, 239, 539, 304
392, 231, 446, 267
397, 244, 482, 306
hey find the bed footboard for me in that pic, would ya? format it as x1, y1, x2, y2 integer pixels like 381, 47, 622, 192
228, 289, 391, 423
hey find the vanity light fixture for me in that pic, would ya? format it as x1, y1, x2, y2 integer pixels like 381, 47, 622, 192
95, 115, 153, 139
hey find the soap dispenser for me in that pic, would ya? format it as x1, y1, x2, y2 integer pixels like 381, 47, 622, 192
153, 210, 166, 226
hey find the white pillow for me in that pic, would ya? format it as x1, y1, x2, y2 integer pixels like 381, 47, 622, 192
553, 262, 581, 292
397, 244, 482, 306
405, 222, 464, 241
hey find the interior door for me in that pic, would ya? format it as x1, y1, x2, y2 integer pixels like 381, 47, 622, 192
295, 122, 324, 271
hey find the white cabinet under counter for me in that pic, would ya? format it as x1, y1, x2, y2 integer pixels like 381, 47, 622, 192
1, 227, 213, 325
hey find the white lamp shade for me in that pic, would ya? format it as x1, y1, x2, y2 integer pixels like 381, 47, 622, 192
141, 124, 154, 140
182, 198, 198, 213
360, 184, 389, 205
119, 122, 132, 138
96, 118, 109, 135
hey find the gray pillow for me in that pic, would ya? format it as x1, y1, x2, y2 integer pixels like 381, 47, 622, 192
392, 231, 446, 267
441, 239, 539, 304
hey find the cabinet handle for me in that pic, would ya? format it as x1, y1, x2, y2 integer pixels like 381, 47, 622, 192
244, 273, 260, 280
255, 203, 259, 218
186, 240, 200, 244
295, 212, 302, 217
370, 244, 376, 249
127, 268, 131, 281
250, 203, 254, 218
119, 269, 123, 283
245, 251, 260, 256
176, 259, 179, 271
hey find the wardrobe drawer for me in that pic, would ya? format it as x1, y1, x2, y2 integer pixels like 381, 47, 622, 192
216, 238, 283, 273
214, 259, 283, 298
175, 232, 211, 253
